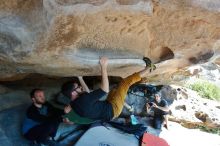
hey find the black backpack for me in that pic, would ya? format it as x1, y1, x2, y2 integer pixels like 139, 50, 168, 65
107, 121, 147, 137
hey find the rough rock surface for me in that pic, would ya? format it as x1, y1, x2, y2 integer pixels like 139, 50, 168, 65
0, 104, 30, 146
123, 91, 147, 116
161, 85, 220, 128
187, 62, 220, 86
0, 85, 10, 94
0, 0, 220, 82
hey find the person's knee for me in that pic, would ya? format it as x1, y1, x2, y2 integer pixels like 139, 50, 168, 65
163, 115, 168, 120
45, 122, 59, 133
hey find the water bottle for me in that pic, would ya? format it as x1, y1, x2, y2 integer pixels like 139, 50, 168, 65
130, 114, 138, 125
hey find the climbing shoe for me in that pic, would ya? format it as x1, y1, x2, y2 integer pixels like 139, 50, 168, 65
143, 57, 156, 72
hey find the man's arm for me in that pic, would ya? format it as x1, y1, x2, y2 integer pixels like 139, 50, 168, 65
78, 76, 90, 93
152, 101, 169, 112
155, 105, 169, 112
99, 57, 109, 93
145, 103, 151, 114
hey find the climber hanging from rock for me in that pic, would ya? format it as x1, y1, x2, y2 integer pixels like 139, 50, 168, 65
61, 56, 156, 124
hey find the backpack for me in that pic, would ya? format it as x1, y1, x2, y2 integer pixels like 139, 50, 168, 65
108, 121, 147, 137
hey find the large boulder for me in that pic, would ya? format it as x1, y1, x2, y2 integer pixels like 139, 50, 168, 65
0, 0, 220, 82
0, 85, 10, 94
0, 104, 30, 146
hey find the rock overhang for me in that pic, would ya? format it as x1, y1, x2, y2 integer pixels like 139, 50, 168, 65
0, 0, 220, 82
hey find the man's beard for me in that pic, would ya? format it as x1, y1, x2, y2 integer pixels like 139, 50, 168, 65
35, 99, 45, 104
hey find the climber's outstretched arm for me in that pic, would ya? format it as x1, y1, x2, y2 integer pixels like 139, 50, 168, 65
78, 76, 90, 93
99, 57, 109, 93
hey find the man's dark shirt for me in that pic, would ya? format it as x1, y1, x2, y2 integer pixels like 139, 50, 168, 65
22, 102, 64, 134
152, 99, 168, 116
70, 89, 113, 121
